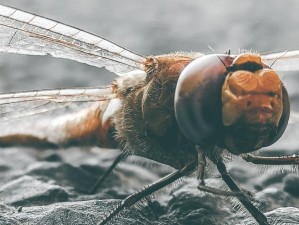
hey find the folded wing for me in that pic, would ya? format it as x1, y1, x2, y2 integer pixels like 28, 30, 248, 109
0, 86, 119, 148
0, 86, 116, 122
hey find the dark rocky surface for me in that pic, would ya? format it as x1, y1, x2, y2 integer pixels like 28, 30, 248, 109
1, 147, 299, 225
0, 1, 299, 225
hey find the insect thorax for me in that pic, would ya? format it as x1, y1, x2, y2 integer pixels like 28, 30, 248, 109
114, 54, 199, 169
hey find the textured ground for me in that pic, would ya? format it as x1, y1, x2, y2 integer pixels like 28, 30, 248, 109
0, 1, 299, 225
1, 147, 299, 225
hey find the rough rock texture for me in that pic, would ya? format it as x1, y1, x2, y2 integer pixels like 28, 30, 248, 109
0, 147, 299, 225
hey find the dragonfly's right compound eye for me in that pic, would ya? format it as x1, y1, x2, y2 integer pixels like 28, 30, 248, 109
174, 54, 234, 147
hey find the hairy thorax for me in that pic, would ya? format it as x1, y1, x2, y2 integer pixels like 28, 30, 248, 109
113, 53, 201, 169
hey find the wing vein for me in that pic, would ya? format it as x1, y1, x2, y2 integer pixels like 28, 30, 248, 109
0, 87, 116, 105
0, 4, 147, 75
0, 21, 141, 69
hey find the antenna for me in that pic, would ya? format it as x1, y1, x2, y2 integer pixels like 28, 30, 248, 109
208, 45, 215, 52
208, 46, 231, 72
217, 49, 231, 72
270, 50, 288, 68
225, 49, 231, 55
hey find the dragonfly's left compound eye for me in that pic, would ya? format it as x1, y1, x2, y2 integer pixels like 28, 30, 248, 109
174, 54, 233, 147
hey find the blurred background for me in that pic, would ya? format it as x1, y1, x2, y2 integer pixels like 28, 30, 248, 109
0, 0, 298, 151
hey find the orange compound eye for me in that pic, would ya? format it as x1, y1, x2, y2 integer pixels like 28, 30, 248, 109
232, 53, 262, 65
229, 53, 264, 72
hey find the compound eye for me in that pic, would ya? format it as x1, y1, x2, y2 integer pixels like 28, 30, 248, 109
266, 85, 290, 146
174, 54, 233, 146
230, 53, 263, 72
232, 53, 261, 65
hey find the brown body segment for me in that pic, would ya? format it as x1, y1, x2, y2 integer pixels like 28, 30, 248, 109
114, 54, 200, 169
0, 134, 59, 148
0, 101, 117, 149
61, 101, 117, 148
43, 53, 198, 169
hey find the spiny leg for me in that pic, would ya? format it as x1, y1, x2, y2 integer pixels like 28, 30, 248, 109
197, 184, 254, 201
242, 153, 299, 165
88, 153, 125, 194
196, 148, 254, 201
98, 161, 196, 225
210, 155, 270, 225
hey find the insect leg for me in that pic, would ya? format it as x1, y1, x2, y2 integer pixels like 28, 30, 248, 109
197, 184, 254, 201
197, 148, 254, 203
88, 153, 125, 194
98, 161, 196, 225
197, 148, 247, 198
196, 147, 206, 185
211, 155, 270, 225
242, 153, 299, 165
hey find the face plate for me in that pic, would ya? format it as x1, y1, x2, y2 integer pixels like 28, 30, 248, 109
222, 53, 285, 153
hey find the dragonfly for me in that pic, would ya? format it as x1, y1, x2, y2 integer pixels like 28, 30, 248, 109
0, 4, 299, 225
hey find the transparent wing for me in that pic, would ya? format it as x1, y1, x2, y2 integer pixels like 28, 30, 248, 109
0, 4, 146, 75
261, 51, 299, 123
0, 85, 120, 148
261, 50, 299, 72
0, 86, 116, 122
